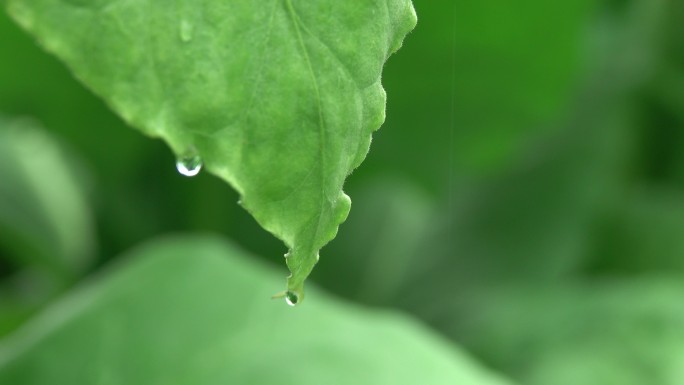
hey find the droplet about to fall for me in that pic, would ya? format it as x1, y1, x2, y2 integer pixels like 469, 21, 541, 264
285, 291, 300, 307
176, 152, 202, 177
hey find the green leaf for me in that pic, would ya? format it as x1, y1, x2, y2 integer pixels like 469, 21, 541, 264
0, 115, 95, 278
0, 235, 514, 385
5, 0, 417, 299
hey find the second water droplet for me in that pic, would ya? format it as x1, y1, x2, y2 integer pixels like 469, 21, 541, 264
176, 153, 202, 177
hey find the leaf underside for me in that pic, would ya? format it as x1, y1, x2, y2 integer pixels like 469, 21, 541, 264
5, 0, 417, 298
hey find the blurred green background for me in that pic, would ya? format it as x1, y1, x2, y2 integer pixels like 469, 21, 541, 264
2, 0, 684, 384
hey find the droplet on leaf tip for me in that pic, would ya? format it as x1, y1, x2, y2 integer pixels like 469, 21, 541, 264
285, 291, 299, 307
176, 152, 202, 177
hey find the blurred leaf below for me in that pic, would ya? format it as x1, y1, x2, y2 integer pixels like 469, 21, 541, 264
0, 236, 513, 385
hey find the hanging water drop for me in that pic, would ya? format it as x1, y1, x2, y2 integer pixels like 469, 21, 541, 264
285, 291, 299, 307
179, 19, 194, 42
176, 152, 202, 177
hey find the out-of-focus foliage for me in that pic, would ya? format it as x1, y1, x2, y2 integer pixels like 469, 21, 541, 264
0, 116, 94, 276
2, 0, 684, 383
0, 116, 94, 337
443, 278, 684, 385
313, 177, 435, 304
0, 236, 512, 385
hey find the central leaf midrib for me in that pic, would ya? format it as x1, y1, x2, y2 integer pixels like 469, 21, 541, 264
284, 0, 328, 283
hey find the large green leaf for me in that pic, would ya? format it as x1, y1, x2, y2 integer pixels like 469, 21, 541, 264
0, 235, 514, 385
5, 0, 417, 300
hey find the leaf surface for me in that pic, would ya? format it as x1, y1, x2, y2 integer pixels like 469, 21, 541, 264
0, 235, 514, 385
5, 0, 417, 298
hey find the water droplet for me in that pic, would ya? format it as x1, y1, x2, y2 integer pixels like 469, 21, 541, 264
176, 152, 202, 177
179, 20, 194, 42
285, 291, 299, 307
